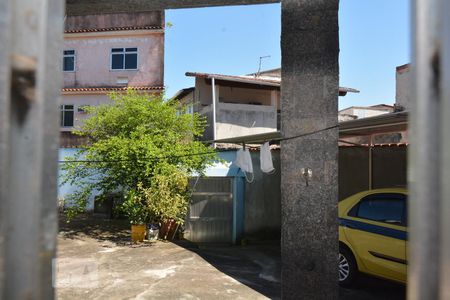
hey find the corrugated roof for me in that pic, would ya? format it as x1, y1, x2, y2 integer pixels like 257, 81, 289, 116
65, 26, 163, 34
339, 111, 408, 137
339, 104, 394, 113
339, 142, 408, 148
62, 86, 164, 93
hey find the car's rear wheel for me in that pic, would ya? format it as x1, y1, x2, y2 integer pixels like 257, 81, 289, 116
339, 246, 357, 286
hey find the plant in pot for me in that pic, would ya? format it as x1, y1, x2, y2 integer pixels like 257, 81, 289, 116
120, 189, 149, 243
141, 165, 189, 240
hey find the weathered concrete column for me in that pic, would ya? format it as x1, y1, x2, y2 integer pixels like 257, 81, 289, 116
280, 1, 339, 299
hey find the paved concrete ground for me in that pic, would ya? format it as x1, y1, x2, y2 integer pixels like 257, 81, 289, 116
57, 216, 405, 299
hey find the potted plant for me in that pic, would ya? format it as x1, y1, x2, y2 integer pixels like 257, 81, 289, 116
120, 189, 149, 243
141, 166, 189, 240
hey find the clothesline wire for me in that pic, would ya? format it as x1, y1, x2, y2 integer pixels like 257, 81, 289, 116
59, 124, 340, 164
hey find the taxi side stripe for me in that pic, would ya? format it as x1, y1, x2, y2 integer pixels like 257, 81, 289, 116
339, 218, 407, 241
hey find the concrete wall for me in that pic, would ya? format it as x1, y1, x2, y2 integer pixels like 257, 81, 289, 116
216, 103, 277, 139
194, 78, 278, 140
63, 31, 164, 88
199, 105, 214, 141
396, 64, 411, 110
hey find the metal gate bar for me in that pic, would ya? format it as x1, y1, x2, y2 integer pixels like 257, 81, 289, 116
409, 0, 450, 299
0, 0, 64, 299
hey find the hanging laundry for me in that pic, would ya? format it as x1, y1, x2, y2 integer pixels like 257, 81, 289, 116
260, 142, 275, 174
235, 148, 254, 182
235, 148, 253, 173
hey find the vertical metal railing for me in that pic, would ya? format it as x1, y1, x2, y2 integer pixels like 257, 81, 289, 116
409, 0, 448, 299
0, 0, 64, 299
439, 0, 450, 298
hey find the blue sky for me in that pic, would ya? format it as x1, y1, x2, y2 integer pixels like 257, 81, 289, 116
164, 0, 410, 110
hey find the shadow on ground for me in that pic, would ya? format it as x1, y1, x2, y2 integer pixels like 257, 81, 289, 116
59, 215, 406, 299
174, 239, 406, 300
59, 214, 133, 246
174, 240, 282, 299
339, 275, 406, 300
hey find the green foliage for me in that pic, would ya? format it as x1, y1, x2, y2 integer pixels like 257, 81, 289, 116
61, 90, 216, 223
141, 165, 189, 224
119, 189, 149, 225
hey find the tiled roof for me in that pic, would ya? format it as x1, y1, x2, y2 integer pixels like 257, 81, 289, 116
62, 86, 164, 93
339, 142, 409, 148
65, 26, 163, 34
185, 71, 359, 94
186, 72, 281, 86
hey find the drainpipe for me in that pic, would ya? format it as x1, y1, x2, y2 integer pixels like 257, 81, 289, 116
212, 77, 217, 148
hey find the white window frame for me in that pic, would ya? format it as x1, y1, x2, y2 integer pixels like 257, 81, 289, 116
60, 104, 75, 127
110, 47, 139, 71
186, 103, 194, 115
63, 50, 76, 72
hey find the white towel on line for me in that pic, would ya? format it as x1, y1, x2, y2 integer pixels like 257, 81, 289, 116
260, 142, 275, 173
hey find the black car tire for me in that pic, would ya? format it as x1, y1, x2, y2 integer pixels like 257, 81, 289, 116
339, 246, 357, 286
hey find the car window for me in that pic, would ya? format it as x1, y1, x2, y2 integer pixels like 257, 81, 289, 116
352, 194, 406, 226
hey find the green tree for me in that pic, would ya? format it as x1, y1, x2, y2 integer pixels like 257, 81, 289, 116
61, 90, 216, 222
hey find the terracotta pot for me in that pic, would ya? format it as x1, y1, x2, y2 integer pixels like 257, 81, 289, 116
131, 224, 146, 243
159, 219, 179, 240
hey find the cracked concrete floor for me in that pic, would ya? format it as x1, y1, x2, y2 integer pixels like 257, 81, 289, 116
56, 216, 405, 300
56, 217, 281, 300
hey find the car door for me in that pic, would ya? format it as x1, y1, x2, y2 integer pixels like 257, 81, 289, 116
342, 193, 407, 282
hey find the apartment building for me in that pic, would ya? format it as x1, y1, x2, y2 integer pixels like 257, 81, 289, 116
61, 12, 165, 146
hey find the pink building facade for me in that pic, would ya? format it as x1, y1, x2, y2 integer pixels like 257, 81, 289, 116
61, 12, 165, 146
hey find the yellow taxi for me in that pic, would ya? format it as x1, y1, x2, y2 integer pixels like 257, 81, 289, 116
338, 188, 408, 285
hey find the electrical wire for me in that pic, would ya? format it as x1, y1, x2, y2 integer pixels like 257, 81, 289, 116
58, 124, 339, 164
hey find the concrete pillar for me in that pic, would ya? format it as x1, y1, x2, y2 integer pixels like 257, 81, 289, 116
280, 1, 339, 299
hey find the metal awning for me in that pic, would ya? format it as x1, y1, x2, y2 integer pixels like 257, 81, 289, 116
208, 131, 282, 144
339, 111, 408, 137
208, 111, 409, 144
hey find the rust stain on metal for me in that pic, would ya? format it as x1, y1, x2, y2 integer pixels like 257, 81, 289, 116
10, 54, 37, 124
431, 50, 441, 96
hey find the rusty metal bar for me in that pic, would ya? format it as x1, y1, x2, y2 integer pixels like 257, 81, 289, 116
408, 0, 444, 299
0, 0, 64, 298
66, 0, 280, 15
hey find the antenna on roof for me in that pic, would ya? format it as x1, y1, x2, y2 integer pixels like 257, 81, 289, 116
256, 55, 271, 77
